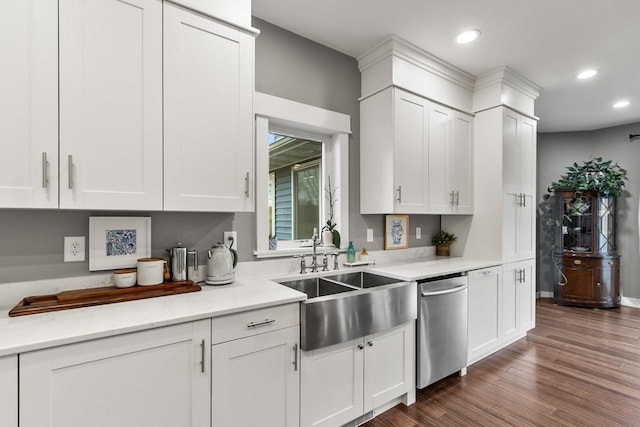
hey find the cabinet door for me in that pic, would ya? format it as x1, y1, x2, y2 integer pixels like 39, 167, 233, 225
450, 111, 473, 214
20, 321, 210, 427
301, 339, 364, 427
428, 103, 453, 214
59, 0, 163, 210
518, 259, 536, 333
164, 3, 255, 212
0, 355, 17, 427
363, 322, 415, 413
518, 116, 537, 196
502, 262, 520, 343
393, 90, 430, 213
0, 0, 58, 208
468, 266, 502, 364
211, 326, 299, 427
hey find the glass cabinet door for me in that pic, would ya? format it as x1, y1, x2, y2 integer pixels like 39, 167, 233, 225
559, 195, 593, 253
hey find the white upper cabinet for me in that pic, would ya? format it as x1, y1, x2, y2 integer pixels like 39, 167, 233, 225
360, 87, 473, 215
428, 107, 474, 215
163, 2, 255, 212
0, 0, 58, 208
59, 0, 163, 210
450, 112, 474, 214
360, 87, 429, 214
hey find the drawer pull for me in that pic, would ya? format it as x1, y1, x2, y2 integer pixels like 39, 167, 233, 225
574, 260, 582, 265
247, 318, 276, 328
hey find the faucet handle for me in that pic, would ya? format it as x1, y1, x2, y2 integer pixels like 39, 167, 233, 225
327, 252, 340, 270
322, 254, 329, 271
293, 255, 307, 274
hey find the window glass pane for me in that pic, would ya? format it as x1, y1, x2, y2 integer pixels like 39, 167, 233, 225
268, 132, 322, 243
293, 162, 320, 240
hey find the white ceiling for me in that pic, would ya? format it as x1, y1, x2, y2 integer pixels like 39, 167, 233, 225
252, 0, 640, 133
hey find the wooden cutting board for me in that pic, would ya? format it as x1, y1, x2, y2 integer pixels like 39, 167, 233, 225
9, 281, 201, 317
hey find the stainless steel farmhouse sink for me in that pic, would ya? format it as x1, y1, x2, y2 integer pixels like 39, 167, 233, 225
277, 272, 416, 350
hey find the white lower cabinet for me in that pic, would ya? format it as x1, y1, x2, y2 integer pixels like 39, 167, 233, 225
210, 302, 300, 427
19, 320, 211, 427
468, 262, 536, 366
0, 355, 18, 427
211, 326, 300, 427
468, 266, 502, 364
301, 322, 415, 427
503, 259, 536, 342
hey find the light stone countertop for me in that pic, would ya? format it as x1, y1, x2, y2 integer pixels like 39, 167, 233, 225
0, 251, 500, 357
0, 277, 305, 357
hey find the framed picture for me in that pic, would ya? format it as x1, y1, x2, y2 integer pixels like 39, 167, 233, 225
384, 214, 409, 250
89, 217, 151, 271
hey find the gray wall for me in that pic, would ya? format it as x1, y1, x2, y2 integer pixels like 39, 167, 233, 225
0, 18, 439, 285
537, 121, 640, 299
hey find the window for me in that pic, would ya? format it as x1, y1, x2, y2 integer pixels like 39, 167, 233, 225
255, 92, 350, 257
268, 132, 323, 241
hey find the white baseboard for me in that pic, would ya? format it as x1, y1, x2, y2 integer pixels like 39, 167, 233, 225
621, 297, 640, 308
536, 291, 553, 299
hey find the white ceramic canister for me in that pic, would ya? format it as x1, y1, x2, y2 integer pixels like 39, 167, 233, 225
136, 257, 165, 286
113, 268, 137, 288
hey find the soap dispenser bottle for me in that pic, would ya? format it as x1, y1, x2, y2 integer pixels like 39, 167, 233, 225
346, 241, 356, 263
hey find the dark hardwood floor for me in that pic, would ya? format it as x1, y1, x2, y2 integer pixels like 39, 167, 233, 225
363, 298, 640, 427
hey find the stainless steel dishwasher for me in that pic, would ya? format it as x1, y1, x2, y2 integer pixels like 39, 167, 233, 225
417, 272, 468, 388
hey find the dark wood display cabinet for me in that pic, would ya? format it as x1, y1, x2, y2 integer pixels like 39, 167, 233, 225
553, 190, 621, 308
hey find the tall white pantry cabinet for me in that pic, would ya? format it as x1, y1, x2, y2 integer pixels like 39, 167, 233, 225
444, 67, 540, 364
0, 0, 256, 212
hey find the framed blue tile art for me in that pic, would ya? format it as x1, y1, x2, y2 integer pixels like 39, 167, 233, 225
89, 217, 151, 271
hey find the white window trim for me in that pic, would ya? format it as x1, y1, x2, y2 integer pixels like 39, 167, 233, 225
254, 92, 351, 258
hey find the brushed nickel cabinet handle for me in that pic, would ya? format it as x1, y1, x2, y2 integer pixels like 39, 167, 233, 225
293, 343, 298, 371
450, 191, 455, 205
42, 152, 49, 189
455, 191, 460, 206
367, 340, 373, 347
200, 339, 205, 373
68, 155, 74, 190
358, 343, 364, 350
522, 193, 526, 207
247, 318, 276, 328
397, 186, 402, 203
244, 172, 250, 197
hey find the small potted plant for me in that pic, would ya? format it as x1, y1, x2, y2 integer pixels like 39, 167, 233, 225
322, 176, 341, 247
432, 231, 457, 256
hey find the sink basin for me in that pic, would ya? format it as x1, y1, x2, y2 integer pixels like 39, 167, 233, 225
324, 271, 399, 288
276, 272, 417, 351
277, 277, 357, 298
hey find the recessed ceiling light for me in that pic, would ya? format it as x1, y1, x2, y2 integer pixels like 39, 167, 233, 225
577, 69, 597, 80
456, 29, 480, 44
612, 100, 630, 109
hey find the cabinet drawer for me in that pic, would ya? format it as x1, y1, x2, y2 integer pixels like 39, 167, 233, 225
469, 266, 501, 280
212, 303, 299, 344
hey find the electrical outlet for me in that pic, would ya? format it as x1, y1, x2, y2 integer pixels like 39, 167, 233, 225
64, 236, 86, 262
416, 227, 422, 239
366, 228, 374, 242
224, 231, 238, 251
